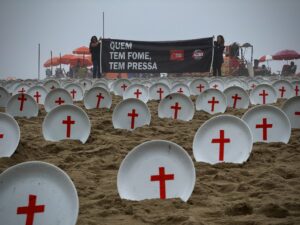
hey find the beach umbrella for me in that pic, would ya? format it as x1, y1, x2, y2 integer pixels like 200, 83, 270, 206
259, 55, 273, 62
72, 47, 92, 68
69, 56, 92, 67
43, 57, 60, 67
72, 46, 90, 55
60, 54, 77, 64
272, 49, 300, 61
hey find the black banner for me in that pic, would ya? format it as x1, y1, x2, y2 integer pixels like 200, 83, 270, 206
101, 37, 214, 73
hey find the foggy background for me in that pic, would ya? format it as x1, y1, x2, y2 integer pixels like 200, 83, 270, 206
0, 0, 299, 79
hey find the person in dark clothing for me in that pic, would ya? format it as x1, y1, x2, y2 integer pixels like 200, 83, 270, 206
290, 61, 297, 74
213, 35, 225, 76
89, 36, 101, 78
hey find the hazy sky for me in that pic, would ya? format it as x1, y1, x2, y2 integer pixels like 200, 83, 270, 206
0, 0, 299, 79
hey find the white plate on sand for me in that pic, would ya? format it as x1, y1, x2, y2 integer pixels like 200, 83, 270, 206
43, 79, 60, 91
291, 81, 300, 96
44, 88, 73, 113
117, 140, 195, 202
6, 93, 39, 118
242, 105, 291, 143
281, 96, 300, 129
158, 93, 194, 121
272, 80, 293, 99
112, 98, 151, 130
189, 78, 209, 95
195, 88, 227, 114
0, 112, 20, 157
80, 79, 93, 91
250, 84, 277, 105
223, 86, 250, 109
149, 83, 170, 100
83, 87, 112, 109
123, 84, 149, 103
112, 79, 131, 96
12, 84, 30, 95
0, 87, 11, 107
209, 79, 224, 91
0, 161, 78, 225
193, 115, 253, 164
64, 83, 84, 102
92, 81, 109, 92
43, 104, 91, 143
171, 83, 190, 96
27, 85, 48, 105
247, 80, 259, 90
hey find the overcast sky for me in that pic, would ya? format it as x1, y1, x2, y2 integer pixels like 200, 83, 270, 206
0, 0, 299, 79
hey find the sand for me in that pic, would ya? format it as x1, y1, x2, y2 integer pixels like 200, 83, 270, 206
0, 96, 300, 225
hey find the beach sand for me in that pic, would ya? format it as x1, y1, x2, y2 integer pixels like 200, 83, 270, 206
0, 96, 299, 225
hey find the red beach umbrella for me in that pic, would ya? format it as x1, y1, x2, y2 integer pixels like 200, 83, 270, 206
259, 55, 273, 63
43, 57, 60, 67
69, 56, 92, 67
72, 46, 91, 55
272, 50, 300, 61
60, 54, 77, 64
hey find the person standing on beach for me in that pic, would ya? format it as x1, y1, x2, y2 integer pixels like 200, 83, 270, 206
89, 36, 101, 79
213, 35, 225, 76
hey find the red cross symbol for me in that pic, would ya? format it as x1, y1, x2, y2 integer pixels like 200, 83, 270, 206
18, 88, 26, 93
150, 167, 174, 199
295, 85, 299, 96
177, 88, 184, 94
157, 88, 164, 100
70, 89, 77, 99
211, 130, 231, 161
33, 91, 41, 104
134, 89, 142, 99
295, 111, 300, 116
208, 96, 219, 112
256, 118, 273, 141
62, 116, 75, 138
278, 86, 286, 98
55, 97, 65, 105
231, 94, 242, 109
251, 84, 256, 89
170, 102, 181, 119
259, 90, 268, 104
96, 93, 104, 108
213, 84, 218, 89
121, 84, 127, 91
18, 94, 27, 111
17, 195, 45, 225
196, 84, 205, 93
128, 109, 138, 129
0, 133, 4, 139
